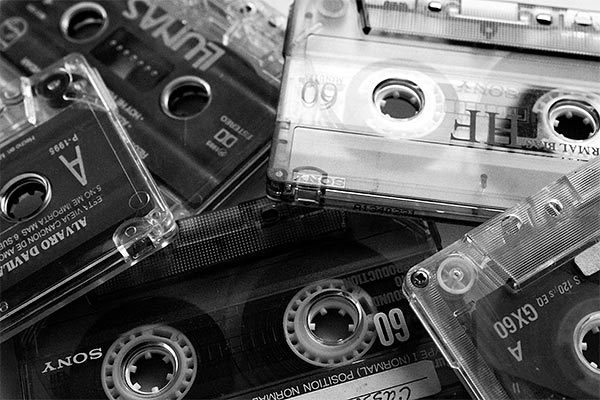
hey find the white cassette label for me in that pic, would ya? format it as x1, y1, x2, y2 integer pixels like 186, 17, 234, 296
252, 360, 440, 400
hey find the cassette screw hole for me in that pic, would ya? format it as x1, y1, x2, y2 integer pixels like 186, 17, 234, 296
545, 199, 563, 217
549, 100, 599, 141
125, 226, 137, 238
60, 3, 108, 43
410, 269, 430, 288
373, 79, 424, 120
1, 173, 51, 223
161, 77, 211, 120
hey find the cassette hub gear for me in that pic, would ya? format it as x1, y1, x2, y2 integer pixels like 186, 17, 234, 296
101, 325, 196, 400
284, 279, 377, 367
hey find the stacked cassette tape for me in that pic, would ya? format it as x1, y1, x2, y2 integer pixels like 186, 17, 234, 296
0, 54, 177, 341
267, 0, 600, 222
16, 198, 469, 400
0, 0, 284, 217
404, 156, 600, 399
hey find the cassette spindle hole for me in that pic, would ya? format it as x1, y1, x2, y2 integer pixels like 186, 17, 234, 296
61, 2, 108, 43
124, 343, 177, 395
161, 77, 211, 120
437, 255, 477, 295
574, 313, 600, 375
102, 325, 196, 400
548, 100, 599, 141
1, 173, 51, 223
307, 294, 361, 345
284, 280, 376, 367
373, 79, 424, 120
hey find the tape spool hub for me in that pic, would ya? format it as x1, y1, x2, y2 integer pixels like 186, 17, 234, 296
574, 312, 600, 375
0, 173, 52, 223
160, 76, 211, 120
373, 79, 425, 120
60, 2, 109, 43
124, 342, 178, 395
548, 99, 599, 141
102, 325, 197, 400
284, 279, 377, 367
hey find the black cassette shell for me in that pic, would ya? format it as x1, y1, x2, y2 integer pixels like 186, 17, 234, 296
17, 210, 468, 399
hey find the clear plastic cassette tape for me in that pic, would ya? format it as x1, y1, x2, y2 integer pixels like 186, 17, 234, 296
404, 157, 600, 399
16, 198, 468, 400
267, 0, 600, 222
0, 54, 177, 342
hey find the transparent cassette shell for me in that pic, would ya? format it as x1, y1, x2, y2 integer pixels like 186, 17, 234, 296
0, 54, 177, 341
404, 156, 600, 399
267, 0, 600, 222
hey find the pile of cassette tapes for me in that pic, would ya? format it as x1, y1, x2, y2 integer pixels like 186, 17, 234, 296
2, 0, 600, 399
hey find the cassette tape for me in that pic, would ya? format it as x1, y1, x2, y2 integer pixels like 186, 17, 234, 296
267, 0, 600, 222
16, 200, 468, 400
404, 157, 600, 399
0, 0, 283, 217
0, 54, 177, 342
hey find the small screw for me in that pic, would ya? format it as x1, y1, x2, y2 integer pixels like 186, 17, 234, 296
411, 269, 430, 288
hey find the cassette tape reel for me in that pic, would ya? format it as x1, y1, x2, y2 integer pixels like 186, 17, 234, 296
267, 0, 600, 222
0, 0, 283, 217
404, 157, 600, 399
16, 201, 468, 400
0, 54, 176, 342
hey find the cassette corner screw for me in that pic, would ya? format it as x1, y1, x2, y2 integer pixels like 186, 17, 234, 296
411, 269, 430, 288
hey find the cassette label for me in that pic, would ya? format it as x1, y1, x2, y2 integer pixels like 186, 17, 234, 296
267, 0, 600, 222
0, 54, 176, 342
17, 201, 468, 400
404, 156, 600, 399
0, 0, 283, 215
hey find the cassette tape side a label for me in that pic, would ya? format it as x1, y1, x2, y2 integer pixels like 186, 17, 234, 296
0, 106, 154, 309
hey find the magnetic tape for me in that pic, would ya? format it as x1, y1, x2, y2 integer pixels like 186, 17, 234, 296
17, 198, 468, 400
0, 53, 176, 342
404, 154, 600, 399
0, 0, 283, 217
267, 0, 600, 222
